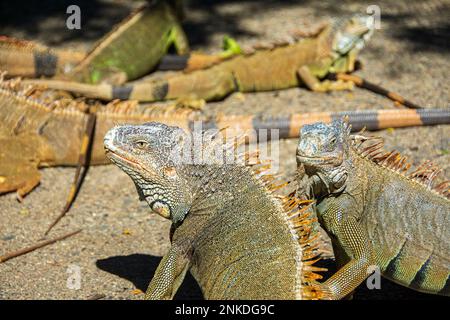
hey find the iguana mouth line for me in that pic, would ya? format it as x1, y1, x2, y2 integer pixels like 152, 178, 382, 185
296, 155, 336, 164
105, 148, 157, 177
105, 149, 141, 169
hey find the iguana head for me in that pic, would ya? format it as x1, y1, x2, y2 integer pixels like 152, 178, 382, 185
296, 119, 351, 195
104, 122, 193, 223
324, 14, 375, 73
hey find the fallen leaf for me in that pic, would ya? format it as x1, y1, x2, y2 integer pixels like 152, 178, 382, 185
122, 229, 132, 236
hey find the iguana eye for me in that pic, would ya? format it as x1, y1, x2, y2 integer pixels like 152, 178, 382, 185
134, 140, 149, 149
329, 137, 337, 147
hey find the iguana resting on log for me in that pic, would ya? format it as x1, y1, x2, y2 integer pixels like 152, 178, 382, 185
103, 122, 325, 299
23, 15, 375, 101
296, 119, 450, 299
2, 77, 449, 200
1, 77, 449, 200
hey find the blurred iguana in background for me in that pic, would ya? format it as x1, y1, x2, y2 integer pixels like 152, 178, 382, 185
22, 15, 375, 101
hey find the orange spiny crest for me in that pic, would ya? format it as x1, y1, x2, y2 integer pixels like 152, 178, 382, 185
433, 181, 450, 198
267, 181, 290, 192
251, 162, 272, 175
354, 134, 449, 198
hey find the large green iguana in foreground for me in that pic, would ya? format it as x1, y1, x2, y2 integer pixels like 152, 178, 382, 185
23, 15, 375, 101
103, 122, 325, 299
296, 119, 450, 299
1, 77, 449, 199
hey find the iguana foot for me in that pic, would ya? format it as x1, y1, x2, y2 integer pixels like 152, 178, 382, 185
297, 66, 355, 92
309, 282, 335, 300
0, 135, 46, 200
175, 97, 206, 110
0, 167, 41, 201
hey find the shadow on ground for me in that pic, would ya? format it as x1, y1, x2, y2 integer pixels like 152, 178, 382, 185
96, 255, 443, 300
96, 253, 203, 299
0, 0, 131, 45
1, 0, 449, 53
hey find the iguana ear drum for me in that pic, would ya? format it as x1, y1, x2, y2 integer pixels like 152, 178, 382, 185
150, 200, 171, 219
163, 166, 177, 179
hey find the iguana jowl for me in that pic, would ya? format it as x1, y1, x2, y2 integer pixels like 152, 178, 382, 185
24, 15, 374, 101
296, 119, 450, 299
104, 122, 325, 299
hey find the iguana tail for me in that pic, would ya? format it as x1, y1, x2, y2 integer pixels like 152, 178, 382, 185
0, 36, 85, 77
215, 108, 450, 140
330, 73, 423, 109
22, 66, 237, 101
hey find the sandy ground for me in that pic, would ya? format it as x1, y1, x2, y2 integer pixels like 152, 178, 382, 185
0, 0, 449, 300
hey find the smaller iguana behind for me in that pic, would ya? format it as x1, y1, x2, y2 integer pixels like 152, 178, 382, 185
296, 119, 450, 299
104, 122, 326, 299
23, 14, 375, 101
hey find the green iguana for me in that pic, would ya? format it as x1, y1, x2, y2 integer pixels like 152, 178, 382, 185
103, 122, 325, 299
2, 77, 449, 199
66, 0, 189, 84
0, 34, 240, 80
22, 15, 374, 101
296, 119, 450, 299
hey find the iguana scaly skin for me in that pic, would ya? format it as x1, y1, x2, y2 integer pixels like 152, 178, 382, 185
23, 15, 374, 101
0, 35, 239, 80
1, 77, 449, 198
103, 122, 325, 299
296, 119, 450, 299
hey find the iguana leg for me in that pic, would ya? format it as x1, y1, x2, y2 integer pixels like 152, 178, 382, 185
317, 200, 374, 300
171, 25, 189, 55
297, 66, 354, 92
0, 166, 41, 201
145, 245, 190, 300
346, 48, 358, 72
0, 136, 43, 200
175, 97, 206, 110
